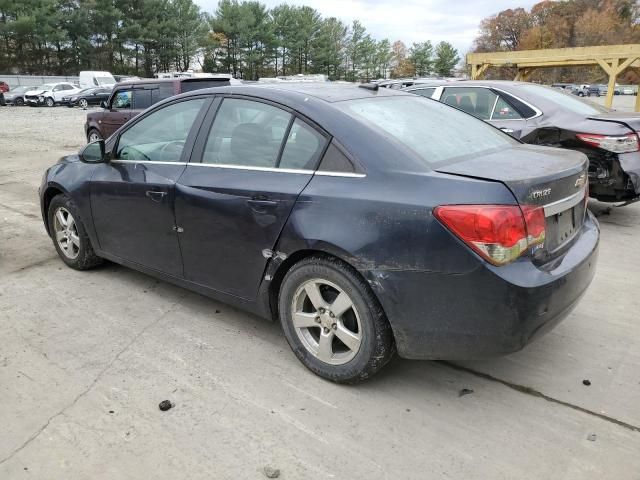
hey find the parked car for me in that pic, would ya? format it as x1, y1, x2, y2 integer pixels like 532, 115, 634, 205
3, 85, 36, 106
403, 80, 640, 203
0, 81, 9, 93
24, 82, 82, 107
40, 84, 599, 382
587, 85, 607, 97
621, 86, 636, 96
571, 84, 589, 97
551, 83, 573, 90
84, 76, 232, 142
79, 71, 116, 89
63, 87, 112, 108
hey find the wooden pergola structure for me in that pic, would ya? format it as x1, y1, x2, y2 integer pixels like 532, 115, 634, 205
467, 44, 640, 112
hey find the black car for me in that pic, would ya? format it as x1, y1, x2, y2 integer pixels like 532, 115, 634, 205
39, 84, 599, 382
403, 80, 640, 203
63, 87, 112, 108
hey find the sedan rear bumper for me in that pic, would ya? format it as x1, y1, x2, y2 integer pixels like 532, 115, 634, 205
367, 211, 600, 360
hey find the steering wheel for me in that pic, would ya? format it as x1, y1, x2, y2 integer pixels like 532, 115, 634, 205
120, 146, 150, 161
158, 140, 185, 162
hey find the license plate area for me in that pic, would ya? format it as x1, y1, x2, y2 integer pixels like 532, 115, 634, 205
546, 202, 585, 252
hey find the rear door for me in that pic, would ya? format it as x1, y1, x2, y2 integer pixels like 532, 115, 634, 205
175, 96, 329, 299
438, 86, 527, 138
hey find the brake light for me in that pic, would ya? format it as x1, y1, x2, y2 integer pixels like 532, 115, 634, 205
576, 133, 639, 153
434, 205, 546, 266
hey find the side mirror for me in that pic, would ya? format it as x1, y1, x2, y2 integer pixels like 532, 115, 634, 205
80, 140, 106, 163
100, 100, 108, 109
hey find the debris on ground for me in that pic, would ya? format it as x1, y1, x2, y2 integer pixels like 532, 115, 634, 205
458, 388, 474, 397
264, 466, 280, 478
583, 379, 591, 386
158, 400, 174, 411
587, 433, 597, 441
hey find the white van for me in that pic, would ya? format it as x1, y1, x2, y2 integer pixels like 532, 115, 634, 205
79, 71, 116, 89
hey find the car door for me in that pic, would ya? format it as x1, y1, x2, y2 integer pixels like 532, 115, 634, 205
90, 96, 211, 276
102, 87, 134, 138
486, 94, 527, 139
175, 96, 329, 299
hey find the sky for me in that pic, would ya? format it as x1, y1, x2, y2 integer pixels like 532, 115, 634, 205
193, 0, 540, 55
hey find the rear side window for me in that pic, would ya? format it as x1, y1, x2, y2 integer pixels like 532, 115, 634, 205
202, 98, 292, 168
133, 89, 152, 109
442, 87, 498, 120
337, 96, 517, 166
279, 119, 327, 170
154, 83, 175, 103
318, 142, 357, 173
411, 88, 436, 98
491, 96, 522, 120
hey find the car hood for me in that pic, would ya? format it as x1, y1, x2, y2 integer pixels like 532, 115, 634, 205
25, 89, 49, 95
435, 144, 588, 207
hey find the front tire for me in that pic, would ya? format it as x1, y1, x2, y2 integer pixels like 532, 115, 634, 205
278, 256, 395, 383
15, 97, 24, 106
45, 97, 55, 107
79, 99, 88, 108
48, 194, 102, 270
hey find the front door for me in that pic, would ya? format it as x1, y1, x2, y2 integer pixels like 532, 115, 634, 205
90, 97, 210, 276
175, 97, 329, 299
102, 87, 134, 138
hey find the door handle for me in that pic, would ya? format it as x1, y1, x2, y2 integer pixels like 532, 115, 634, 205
500, 127, 515, 133
247, 198, 278, 211
146, 190, 167, 202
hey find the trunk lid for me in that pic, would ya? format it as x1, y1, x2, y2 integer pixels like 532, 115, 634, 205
587, 112, 640, 132
436, 144, 589, 255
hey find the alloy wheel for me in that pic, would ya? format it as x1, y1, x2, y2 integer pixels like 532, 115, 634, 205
88, 131, 101, 143
46, 97, 54, 107
79, 99, 88, 108
53, 207, 80, 259
291, 278, 362, 365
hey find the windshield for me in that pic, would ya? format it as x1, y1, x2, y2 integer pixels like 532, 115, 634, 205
96, 76, 114, 85
520, 84, 611, 115
336, 96, 517, 165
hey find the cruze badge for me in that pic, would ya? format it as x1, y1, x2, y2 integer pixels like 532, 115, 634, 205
574, 174, 586, 188
530, 188, 551, 200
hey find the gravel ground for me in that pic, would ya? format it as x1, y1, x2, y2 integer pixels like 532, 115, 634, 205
1, 105, 639, 480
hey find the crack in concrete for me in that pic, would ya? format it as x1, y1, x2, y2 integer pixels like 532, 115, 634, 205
443, 361, 640, 433
0, 297, 185, 466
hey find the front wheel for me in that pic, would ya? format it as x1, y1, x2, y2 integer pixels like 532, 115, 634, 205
79, 98, 88, 108
15, 97, 24, 106
48, 194, 102, 270
45, 97, 55, 107
278, 256, 395, 383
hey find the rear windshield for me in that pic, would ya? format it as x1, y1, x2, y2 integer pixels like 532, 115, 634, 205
336, 96, 517, 165
519, 84, 611, 115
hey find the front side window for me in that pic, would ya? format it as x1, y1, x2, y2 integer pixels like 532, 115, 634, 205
112, 90, 132, 109
115, 98, 206, 162
337, 96, 517, 166
202, 98, 292, 168
442, 87, 498, 120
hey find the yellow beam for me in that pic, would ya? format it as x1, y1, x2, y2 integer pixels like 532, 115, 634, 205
605, 58, 618, 108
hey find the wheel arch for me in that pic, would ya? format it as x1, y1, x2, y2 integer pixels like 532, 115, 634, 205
42, 184, 68, 236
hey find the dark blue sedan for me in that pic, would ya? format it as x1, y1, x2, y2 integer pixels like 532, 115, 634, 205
39, 84, 599, 383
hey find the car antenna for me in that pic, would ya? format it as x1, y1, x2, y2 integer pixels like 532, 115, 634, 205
358, 83, 379, 91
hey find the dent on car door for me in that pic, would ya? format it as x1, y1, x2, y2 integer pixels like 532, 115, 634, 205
90, 97, 210, 275
175, 97, 329, 299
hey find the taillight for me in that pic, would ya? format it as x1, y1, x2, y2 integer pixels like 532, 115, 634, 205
576, 133, 639, 153
434, 204, 546, 266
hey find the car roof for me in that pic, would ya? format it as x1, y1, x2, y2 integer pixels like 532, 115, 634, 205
184, 82, 411, 104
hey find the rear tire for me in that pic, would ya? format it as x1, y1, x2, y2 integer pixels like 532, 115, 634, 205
87, 128, 102, 143
278, 256, 395, 383
48, 194, 102, 270
15, 97, 24, 106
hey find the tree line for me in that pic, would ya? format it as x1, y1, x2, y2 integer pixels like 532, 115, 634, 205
0, 0, 460, 80
473, 0, 640, 83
